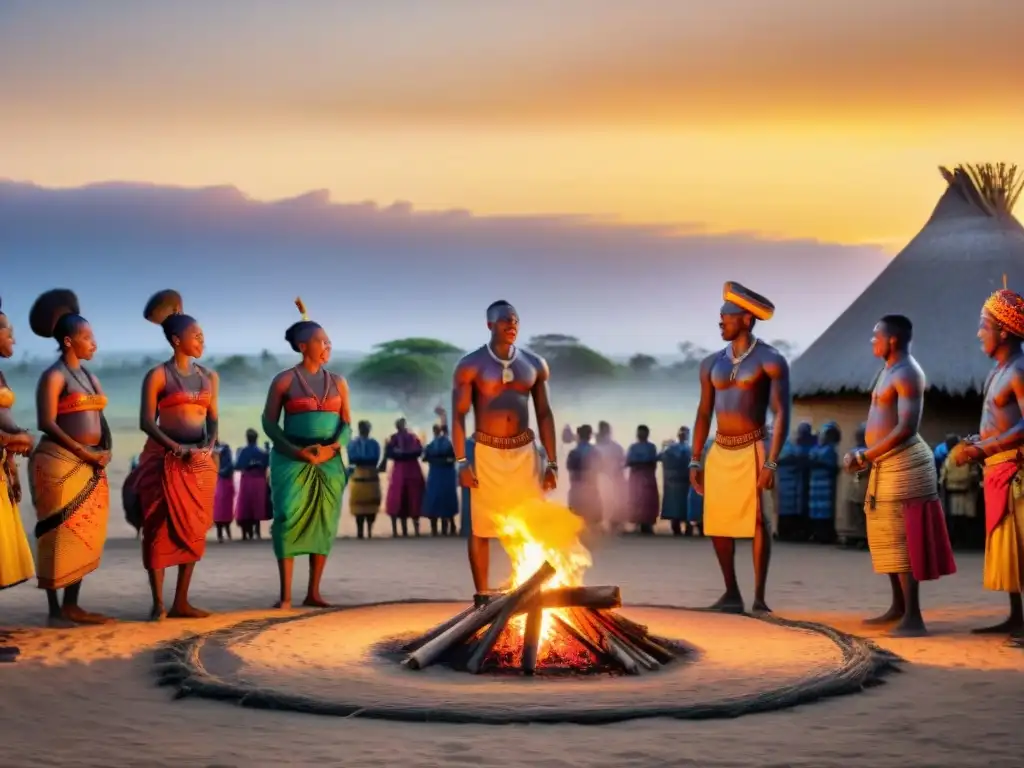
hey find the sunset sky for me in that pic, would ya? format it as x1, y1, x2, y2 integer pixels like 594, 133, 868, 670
3, 0, 1021, 246
1, 1, 1021, 356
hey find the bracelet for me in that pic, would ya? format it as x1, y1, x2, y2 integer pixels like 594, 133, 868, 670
688, 459, 702, 469
763, 460, 778, 471
855, 449, 867, 465
546, 461, 558, 471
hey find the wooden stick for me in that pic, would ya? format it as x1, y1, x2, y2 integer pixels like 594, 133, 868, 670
465, 594, 523, 674
605, 636, 640, 675
586, 609, 658, 671
550, 613, 610, 665
533, 586, 621, 612
604, 612, 677, 664
405, 561, 556, 670
401, 604, 478, 653
521, 606, 543, 674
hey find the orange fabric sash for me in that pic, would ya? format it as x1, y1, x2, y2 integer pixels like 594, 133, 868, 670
284, 394, 343, 414
136, 438, 216, 570
56, 392, 108, 415
158, 389, 212, 410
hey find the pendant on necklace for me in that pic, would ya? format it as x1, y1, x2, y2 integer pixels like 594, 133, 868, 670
729, 365, 740, 381
502, 367, 514, 384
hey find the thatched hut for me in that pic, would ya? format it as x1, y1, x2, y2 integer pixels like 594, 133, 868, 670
790, 164, 1024, 521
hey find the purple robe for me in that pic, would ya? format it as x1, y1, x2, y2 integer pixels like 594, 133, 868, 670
384, 431, 425, 519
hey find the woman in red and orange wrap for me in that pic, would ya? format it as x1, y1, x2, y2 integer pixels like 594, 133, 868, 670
132, 290, 219, 620
27, 289, 114, 626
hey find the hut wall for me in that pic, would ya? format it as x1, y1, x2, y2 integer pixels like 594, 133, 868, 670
793, 392, 982, 534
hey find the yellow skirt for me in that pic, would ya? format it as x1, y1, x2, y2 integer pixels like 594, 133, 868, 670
702, 440, 769, 539
348, 466, 382, 517
0, 461, 34, 590
983, 483, 1024, 593
470, 441, 542, 539
29, 439, 110, 590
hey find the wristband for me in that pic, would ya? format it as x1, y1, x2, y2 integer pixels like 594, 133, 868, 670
763, 460, 778, 471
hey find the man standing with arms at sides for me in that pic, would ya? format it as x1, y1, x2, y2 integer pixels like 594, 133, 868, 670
690, 282, 789, 614
953, 285, 1024, 637
452, 301, 558, 599
843, 315, 955, 637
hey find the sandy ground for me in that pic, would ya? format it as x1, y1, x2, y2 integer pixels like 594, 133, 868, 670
1, 536, 1023, 768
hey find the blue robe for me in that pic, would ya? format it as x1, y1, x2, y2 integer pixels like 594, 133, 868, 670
347, 436, 382, 468
776, 439, 813, 518
423, 436, 458, 519
658, 441, 691, 521
236, 444, 270, 472
460, 437, 475, 537
567, 442, 602, 523
808, 444, 839, 520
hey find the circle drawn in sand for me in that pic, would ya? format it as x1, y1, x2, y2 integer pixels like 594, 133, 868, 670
154, 601, 902, 724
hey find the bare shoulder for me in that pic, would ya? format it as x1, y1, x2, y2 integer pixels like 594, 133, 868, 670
453, 347, 484, 382
757, 342, 789, 376
895, 357, 926, 392
270, 369, 295, 392
699, 350, 721, 374
38, 363, 64, 389
198, 365, 219, 385
520, 347, 549, 379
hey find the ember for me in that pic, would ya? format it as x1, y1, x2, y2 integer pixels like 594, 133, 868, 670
402, 562, 688, 676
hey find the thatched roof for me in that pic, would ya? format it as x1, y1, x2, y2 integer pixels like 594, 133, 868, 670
792, 163, 1024, 398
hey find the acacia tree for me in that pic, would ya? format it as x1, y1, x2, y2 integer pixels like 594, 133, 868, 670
526, 334, 617, 383
628, 353, 658, 376
350, 337, 462, 408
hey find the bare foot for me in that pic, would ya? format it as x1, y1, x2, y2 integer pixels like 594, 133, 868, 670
888, 617, 929, 638
46, 615, 77, 629
0, 646, 19, 663
149, 605, 167, 622
751, 599, 772, 614
971, 617, 1024, 635
709, 593, 745, 614
862, 606, 905, 626
273, 599, 292, 609
302, 595, 331, 608
167, 604, 211, 619
62, 606, 115, 625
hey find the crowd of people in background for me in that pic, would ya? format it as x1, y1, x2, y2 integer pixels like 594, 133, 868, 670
132, 415, 987, 551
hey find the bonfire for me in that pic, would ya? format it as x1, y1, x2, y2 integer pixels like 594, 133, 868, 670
401, 499, 687, 675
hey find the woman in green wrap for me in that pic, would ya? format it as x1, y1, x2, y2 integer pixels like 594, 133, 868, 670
262, 298, 351, 608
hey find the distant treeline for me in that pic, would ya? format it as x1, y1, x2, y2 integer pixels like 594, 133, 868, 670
4, 335, 799, 411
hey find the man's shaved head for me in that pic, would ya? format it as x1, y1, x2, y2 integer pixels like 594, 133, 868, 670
486, 300, 516, 323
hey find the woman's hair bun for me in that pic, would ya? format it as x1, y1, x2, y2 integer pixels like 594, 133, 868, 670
29, 289, 80, 339
144, 290, 184, 325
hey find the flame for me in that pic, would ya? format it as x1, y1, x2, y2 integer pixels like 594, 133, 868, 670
493, 496, 592, 657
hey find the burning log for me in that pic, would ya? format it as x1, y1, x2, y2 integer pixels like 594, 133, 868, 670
401, 568, 686, 676
405, 561, 556, 671
401, 604, 478, 653
535, 586, 621, 612
520, 606, 543, 674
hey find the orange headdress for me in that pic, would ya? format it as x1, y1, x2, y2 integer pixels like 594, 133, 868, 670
982, 275, 1024, 339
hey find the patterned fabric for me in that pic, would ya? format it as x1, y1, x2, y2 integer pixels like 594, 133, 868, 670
29, 438, 110, 590
807, 444, 839, 520
135, 438, 216, 570
865, 437, 954, 579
